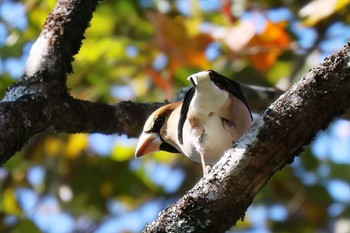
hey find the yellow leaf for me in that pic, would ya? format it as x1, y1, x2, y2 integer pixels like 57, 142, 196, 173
75, 38, 124, 63
3, 188, 21, 215
45, 137, 63, 156
130, 76, 149, 97
111, 146, 134, 161
183, 17, 202, 37
87, 13, 115, 37
267, 61, 292, 84
153, 151, 178, 163
335, 0, 350, 9
64, 134, 88, 159
299, 0, 350, 26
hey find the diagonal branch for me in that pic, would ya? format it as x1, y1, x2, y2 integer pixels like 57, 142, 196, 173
143, 43, 350, 232
24, 0, 99, 81
0, 0, 101, 163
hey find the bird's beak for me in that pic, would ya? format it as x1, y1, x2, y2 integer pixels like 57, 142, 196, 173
135, 132, 162, 158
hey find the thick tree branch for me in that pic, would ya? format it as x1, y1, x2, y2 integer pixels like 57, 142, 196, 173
25, 0, 98, 81
0, 0, 179, 163
0, 92, 164, 164
0, 0, 99, 163
51, 98, 164, 136
143, 43, 350, 232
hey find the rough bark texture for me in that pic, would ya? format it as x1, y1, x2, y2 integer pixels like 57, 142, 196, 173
143, 44, 350, 232
0, 0, 159, 162
0, 0, 99, 163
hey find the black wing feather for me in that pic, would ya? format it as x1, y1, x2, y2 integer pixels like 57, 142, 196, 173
209, 70, 253, 120
178, 87, 195, 144
159, 142, 180, 153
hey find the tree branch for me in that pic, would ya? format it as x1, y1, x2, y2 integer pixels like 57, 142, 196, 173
24, 0, 98, 81
0, 0, 100, 163
0, 91, 164, 164
51, 97, 164, 136
143, 43, 350, 232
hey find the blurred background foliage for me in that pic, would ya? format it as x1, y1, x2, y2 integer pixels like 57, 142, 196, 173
1, 0, 350, 232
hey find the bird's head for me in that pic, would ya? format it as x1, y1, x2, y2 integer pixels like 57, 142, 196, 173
135, 103, 181, 158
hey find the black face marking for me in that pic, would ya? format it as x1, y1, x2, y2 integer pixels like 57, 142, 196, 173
152, 116, 165, 132
189, 76, 196, 86
160, 142, 180, 153
178, 87, 195, 144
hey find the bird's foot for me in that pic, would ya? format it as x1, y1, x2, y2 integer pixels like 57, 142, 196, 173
203, 165, 212, 176
199, 150, 211, 176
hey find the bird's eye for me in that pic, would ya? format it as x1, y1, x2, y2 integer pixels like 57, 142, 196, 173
153, 116, 165, 131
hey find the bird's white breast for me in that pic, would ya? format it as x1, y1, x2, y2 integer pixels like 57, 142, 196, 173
180, 113, 233, 165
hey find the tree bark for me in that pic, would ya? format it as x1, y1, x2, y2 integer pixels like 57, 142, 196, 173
0, 0, 98, 162
143, 45, 350, 232
0, 0, 161, 163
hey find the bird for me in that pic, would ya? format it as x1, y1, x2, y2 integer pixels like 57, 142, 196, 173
135, 70, 253, 176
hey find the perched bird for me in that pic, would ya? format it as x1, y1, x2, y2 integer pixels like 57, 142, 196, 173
135, 70, 253, 175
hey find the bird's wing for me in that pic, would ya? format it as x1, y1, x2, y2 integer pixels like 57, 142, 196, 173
209, 70, 253, 120
178, 87, 195, 144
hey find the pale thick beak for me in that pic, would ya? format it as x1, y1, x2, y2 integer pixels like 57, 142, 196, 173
135, 132, 162, 158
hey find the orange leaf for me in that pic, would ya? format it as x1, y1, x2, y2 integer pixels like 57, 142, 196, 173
221, 0, 238, 24
146, 11, 188, 52
246, 21, 291, 72
263, 21, 291, 48
147, 12, 212, 71
146, 67, 174, 100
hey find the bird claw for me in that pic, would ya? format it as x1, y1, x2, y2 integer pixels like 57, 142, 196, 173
203, 165, 212, 176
